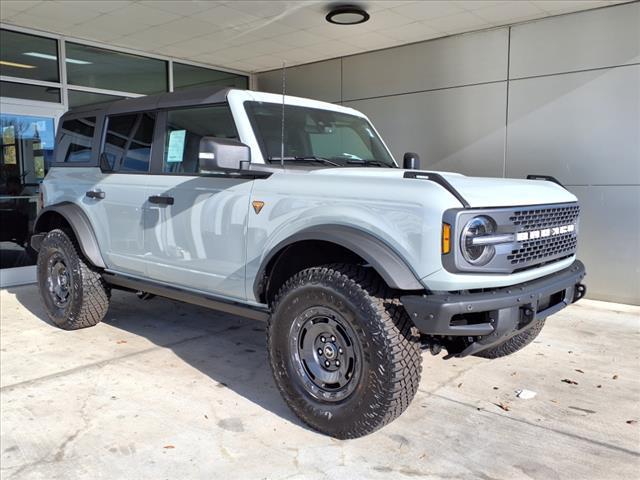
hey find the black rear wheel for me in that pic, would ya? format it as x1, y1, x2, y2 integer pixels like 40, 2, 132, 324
37, 229, 110, 330
268, 264, 422, 439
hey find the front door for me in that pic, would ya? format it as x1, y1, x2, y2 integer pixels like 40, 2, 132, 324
143, 104, 253, 300
0, 99, 63, 287
144, 175, 254, 299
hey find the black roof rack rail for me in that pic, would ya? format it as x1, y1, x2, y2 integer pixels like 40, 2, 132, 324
404, 171, 470, 208
526, 174, 567, 190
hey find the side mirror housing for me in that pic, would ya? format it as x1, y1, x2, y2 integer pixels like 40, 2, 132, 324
403, 152, 420, 170
199, 137, 250, 172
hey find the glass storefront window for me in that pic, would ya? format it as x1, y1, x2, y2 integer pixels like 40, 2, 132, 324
66, 42, 168, 95
0, 29, 60, 83
0, 81, 61, 103
0, 26, 251, 284
68, 90, 125, 109
173, 62, 248, 91
0, 113, 55, 269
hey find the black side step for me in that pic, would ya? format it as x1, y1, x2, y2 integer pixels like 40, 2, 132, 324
103, 272, 270, 321
404, 171, 470, 208
526, 174, 567, 190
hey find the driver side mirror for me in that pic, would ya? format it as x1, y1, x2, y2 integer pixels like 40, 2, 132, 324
403, 152, 420, 170
199, 137, 250, 172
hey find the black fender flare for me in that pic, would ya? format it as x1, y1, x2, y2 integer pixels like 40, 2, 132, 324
32, 202, 106, 269
254, 224, 424, 299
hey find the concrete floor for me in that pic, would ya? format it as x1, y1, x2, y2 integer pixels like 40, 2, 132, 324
1, 285, 638, 480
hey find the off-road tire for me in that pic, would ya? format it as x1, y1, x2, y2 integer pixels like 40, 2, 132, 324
475, 318, 546, 359
267, 264, 422, 439
37, 229, 110, 330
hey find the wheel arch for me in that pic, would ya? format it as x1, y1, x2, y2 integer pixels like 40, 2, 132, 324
33, 202, 106, 269
254, 225, 424, 304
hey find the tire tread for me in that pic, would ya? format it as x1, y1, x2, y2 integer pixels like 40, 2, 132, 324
476, 318, 546, 359
37, 229, 109, 330
268, 264, 422, 438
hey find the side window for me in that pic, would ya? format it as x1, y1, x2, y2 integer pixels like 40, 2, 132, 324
57, 116, 96, 163
102, 112, 156, 172
162, 104, 237, 174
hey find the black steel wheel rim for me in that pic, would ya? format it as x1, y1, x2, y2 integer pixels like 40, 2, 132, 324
289, 306, 362, 402
47, 252, 71, 308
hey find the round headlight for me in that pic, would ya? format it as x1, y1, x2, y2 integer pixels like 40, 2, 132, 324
461, 216, 496, 266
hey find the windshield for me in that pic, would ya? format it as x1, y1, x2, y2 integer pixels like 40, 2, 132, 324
244, 101, 396, 167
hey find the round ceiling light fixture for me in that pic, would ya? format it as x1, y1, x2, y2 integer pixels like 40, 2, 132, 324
326, 5, 370, 25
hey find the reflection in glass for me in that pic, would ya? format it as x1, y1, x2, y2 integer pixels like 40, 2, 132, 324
57, 117, 96, 163
66, 42, 167, 94
0, 114, 55, 269
103, 113, 156, 172
173, 63, 248, 91
0, 29, 60, 82
68, 90, 125, 108
162, 105, 237, 174
0, 81, 61, 103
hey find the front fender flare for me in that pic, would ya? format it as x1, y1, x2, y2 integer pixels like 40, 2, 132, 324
33, 202, 106, 269
254, 224, 424, 299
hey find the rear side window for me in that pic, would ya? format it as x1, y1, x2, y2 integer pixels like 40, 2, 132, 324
57, 117, 96, 163
162, 104, 237, 174
102, 112, 156, 172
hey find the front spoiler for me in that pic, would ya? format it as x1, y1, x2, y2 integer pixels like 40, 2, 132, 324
401, 260, 586, 357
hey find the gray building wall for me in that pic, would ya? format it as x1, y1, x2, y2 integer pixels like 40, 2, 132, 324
256, 3, 640, 305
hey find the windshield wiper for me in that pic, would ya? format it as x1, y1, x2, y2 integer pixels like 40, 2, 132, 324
346, 159, 394, 168
267, 156, 341, 167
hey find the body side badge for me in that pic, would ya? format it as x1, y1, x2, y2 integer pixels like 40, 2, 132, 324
252, 200, 265, 214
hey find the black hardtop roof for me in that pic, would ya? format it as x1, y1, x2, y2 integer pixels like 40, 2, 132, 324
62, 86, 236, 119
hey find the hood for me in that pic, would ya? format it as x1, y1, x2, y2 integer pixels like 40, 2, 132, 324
309, 168, 577, 208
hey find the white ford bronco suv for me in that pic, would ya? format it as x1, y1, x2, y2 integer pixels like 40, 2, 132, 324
31, 87, 586, 439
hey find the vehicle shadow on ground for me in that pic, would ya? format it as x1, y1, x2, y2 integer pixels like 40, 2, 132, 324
10, 286, 311, 432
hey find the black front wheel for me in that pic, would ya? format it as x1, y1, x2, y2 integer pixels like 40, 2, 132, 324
268, 264, 422, 439
37, 229, 110, 330
475, 318, 546, 359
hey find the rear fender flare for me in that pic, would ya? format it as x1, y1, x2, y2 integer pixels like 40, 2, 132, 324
34, 202, 106, 269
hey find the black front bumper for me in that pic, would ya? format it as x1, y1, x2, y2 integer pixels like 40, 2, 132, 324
401, 260, 586, 357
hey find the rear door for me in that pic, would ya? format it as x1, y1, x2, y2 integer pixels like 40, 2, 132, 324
143, 104, 254, 299
87, 111, 157, 276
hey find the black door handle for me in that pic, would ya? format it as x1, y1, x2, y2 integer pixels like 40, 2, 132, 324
86, 190, 105, 199
148, 195, 174, 205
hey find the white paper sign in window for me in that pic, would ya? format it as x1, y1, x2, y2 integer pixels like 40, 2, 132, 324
167, 130, 186, 163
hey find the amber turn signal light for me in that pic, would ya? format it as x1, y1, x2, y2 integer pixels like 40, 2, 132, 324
442, 223, 451, 254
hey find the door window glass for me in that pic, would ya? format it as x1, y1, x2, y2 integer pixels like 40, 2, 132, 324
0, 113, 55, 270
57, 117, 96, 163
161, 105, 237, 174
103, 112, 156, 172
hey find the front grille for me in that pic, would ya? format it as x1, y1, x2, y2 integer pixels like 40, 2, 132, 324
444, 201, 580, 274
507, 204, 580, 268
508, 235, 577, 266
509, 205, 580, 230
